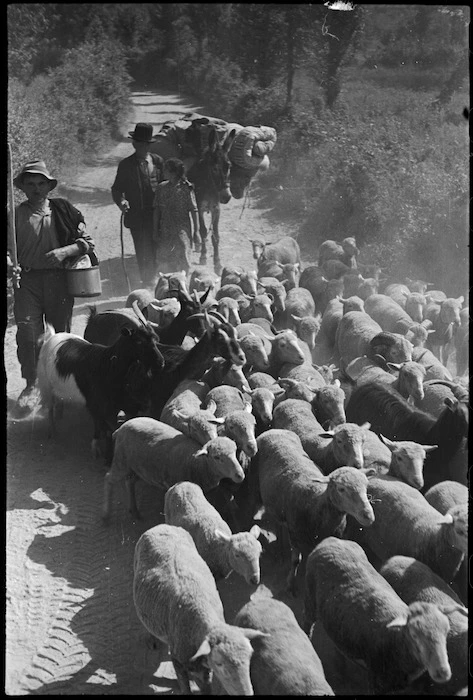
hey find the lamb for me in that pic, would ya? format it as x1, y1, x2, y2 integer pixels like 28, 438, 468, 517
102, 417, 245, 521
266, 329, 306, 378
405, 277, 433, 294
164, 481, 262, 585
256, 260, 301, 289
277, 359, 328, 388
239, 293, 274, 324
384, 282, 411, 307
245, 386, 281, 431
347, 475, 468, 586
252, 429, 374, 592
133, 523, 266, 695
225, 590, 335, 695
272, 398, 370, 470
380, 555, 468, 696
302, 537, 456, 695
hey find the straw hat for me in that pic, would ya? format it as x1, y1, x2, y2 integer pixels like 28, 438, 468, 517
13, 160, 58, 190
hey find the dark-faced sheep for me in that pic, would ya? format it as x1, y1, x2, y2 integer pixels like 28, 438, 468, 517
303, 537, 457, 695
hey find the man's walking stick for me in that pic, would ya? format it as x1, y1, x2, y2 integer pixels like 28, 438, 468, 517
120, 212, 131, 293
7, 143, 21, 289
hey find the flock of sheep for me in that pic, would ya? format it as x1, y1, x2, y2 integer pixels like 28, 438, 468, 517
35, 234, 468, 695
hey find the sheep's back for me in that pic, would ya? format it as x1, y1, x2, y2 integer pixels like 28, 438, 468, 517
133, 524, 224, 662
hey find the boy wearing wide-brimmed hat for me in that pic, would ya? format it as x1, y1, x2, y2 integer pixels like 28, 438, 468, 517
111, 123, 165, 287
11, 160, 96, 415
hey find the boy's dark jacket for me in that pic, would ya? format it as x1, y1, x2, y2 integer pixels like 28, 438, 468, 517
49, 198, 98, 266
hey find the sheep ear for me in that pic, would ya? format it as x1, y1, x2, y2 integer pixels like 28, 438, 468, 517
244, 401, 253, 413
407, 396, 415, 406
206, 399, 217, 415
386, 362, 402, 371
362, 467, 378, 479
443, 513, 454, 524
214, 528, 232, 542
249, 524, 261, 539
189, 637, 212, 661
291, 314, 303, 323
440, 604, 468, 617
386, 613, 408, 629
278, 378, 297, 389
209, 416, 225, 424
379, 434, 396, 451
318, 431, 334, 439
360, 422, 371, 431
241, 628, 271, 642
194, 443, 209, 457
171, 408, 189, 425
422, 444, 438, 453
456, 296, 464, 305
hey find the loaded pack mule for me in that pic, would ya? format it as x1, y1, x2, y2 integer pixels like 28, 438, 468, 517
152, 121, 236, 275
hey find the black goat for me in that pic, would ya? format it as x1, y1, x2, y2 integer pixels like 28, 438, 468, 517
148, 310, 246, 419
346, 381, 468, 490
84, 288, 213, 347
36, 320, 164, 464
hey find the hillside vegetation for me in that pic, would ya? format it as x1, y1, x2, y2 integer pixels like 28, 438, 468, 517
8, 4, 469, 294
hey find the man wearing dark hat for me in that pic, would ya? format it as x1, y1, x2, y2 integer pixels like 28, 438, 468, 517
11, 160, 96, 414
111, 123, 165, 287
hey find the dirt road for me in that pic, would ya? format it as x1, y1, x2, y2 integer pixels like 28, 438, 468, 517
6, 90, 329, 695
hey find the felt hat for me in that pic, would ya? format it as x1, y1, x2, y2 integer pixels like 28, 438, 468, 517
13, 160, 58, 190
128, 123, 157, 142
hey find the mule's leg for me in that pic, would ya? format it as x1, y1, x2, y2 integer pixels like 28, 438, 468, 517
198, 210, 208, 266
211, 205, 222, 275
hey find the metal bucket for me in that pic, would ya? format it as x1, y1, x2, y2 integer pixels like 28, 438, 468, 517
66, 266, 102, 297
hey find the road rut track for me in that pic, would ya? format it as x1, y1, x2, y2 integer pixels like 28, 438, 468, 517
6, 89, 371, 696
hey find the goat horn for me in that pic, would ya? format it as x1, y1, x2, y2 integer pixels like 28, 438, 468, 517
132, 300, 149, 327
207, 309, 227, 324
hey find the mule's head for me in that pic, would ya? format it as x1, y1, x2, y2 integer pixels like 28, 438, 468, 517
189, 127, 235, 205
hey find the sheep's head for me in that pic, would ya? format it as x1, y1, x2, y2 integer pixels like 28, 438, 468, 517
444, 503, 468, 553
379, 435, 436, 489
319, 422, 371, 470
312, 381, 346, 427
327, 466, 375, 527
216, 525, 262, 585
195, 436, 245, 483
386, 601, 452, 685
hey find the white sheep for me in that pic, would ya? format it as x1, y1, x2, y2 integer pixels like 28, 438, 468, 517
347, 476, 467, 585
217, 297, 242, 327
424, 480, 468, 514
253, 429, 374, 592
272, 398, 371, 471
345, 355, 426, 403
102, 417, 244, 521
204, 385, 258, 458
133, 523, 267, 695
371, 434, 438, 490
303, 536, 457, 694
164, 481, 262, 585
380, 555, 468, 696
218, 588, 334, 695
